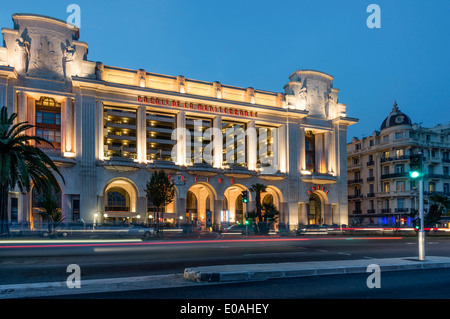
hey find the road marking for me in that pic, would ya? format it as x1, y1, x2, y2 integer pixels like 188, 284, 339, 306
337, 252, 351, 256
317, 249, 328, 253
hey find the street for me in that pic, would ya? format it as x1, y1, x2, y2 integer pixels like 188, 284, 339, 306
1, 236, 450, 287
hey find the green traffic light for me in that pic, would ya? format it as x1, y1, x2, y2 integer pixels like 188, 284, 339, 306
410, 171, 420, 178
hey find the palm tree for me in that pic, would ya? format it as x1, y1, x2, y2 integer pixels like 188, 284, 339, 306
262, 202, 279, 223
145, 170, 175, 237
250, 183, 266, 222
39, 192, 64, 237
0, 106, 64, 236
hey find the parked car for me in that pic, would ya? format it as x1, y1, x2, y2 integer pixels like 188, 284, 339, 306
126, 224, 156, 238
295, 224, 328, 235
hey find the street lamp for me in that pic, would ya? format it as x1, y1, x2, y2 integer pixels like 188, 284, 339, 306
409, 152, 425, 260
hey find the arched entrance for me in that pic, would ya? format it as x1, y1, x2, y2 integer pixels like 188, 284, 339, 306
103, 178, 139, 224
308, 193, 322, 225
223, 184, 251, 225
185, 182, 216, 230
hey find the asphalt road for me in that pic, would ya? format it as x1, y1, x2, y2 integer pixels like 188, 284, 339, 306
1, 235, 450, 286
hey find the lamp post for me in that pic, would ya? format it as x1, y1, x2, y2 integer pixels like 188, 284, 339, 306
409, 152, 425, 261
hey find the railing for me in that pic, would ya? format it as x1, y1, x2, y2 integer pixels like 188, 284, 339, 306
105, 206, 130, 212
367, 209, 376, 214
367, 176, 375, 182
348, 178, 363, 184
394, 208, 409, 213
348, 194, 364, 199
381, 172, 409, 179
367, 192, 375, 198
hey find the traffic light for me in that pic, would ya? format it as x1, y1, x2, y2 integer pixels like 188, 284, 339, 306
409, 154, 422, 179
241, 190, 248, 203
413, 218, 421, 231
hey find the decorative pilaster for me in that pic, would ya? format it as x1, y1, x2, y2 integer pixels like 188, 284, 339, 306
95, 99, 103, 160
175, 111, 186, 165
137, 106, 147, 163
299, 127, 306, 172
213, 116, 222, 168
64, 97, 74, 154
247, 120, 257, 170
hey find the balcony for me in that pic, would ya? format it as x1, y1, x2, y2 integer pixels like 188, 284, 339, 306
146, 159, 180, 173
381, 208, 391, 214
381, 172, 409, 179
367, 209, 376, 214
366, 160, 375, 166
348, 194, 364, 200
223, 163, 255, 178
380, 155, 409, 163
367, 176, 375, 182
352, 210, 363, 215
101, 155, 141, 172
367, 192, 375, 198
394, 208, 409, 213
348, 178, 363, 185
187, 162, 220, 176
301, 171, 337, 184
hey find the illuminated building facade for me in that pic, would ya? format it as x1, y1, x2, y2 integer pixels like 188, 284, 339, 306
347, 103, 450, 226
0, 14, 357, 230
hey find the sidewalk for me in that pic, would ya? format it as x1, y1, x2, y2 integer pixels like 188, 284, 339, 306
184, 256, 450, 282
2, 256, 450, 298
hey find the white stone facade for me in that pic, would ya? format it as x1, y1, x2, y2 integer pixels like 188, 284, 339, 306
1, 14, 357, 230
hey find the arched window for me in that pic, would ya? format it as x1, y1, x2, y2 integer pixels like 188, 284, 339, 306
106, 188, 129, 211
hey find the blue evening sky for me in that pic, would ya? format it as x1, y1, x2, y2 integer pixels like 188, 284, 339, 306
1, 0, 449, 141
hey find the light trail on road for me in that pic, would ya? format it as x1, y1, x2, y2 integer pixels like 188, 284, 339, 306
0, 236, 403, 249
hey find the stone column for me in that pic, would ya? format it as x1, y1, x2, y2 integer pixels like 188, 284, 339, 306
299, 127, 306, 172
271, 127, 279, 171
213, 116, 222, 168
17, 90, 27, 124
80, 95, 97, 223
278, 124, 287, 173
247, 120, 257, 170
0, 81, 6, 108
137, 106, 147, 163
64, 97, 74, 153
95, 99, 103, 160
178, 197, 187, 221
214, 199, 223, 229
176, 111, 186, 165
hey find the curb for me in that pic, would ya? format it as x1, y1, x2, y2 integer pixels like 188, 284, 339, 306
183, 256, 450, 283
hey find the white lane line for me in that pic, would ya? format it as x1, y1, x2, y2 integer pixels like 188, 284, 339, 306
337, 252, 351, 256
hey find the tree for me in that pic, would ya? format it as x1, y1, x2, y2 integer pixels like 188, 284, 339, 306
250, 183, 266, 223
425, 194, 450, 227
0, 106, 64, 237
38, 192, 64, 237
145, 170, 175, 237
262, 202, 279, 223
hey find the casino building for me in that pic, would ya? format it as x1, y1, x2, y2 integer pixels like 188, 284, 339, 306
0, 14, 357, 230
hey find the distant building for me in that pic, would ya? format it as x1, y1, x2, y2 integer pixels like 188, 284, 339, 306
0, 14, 357, 230
347, 102, 450, 226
